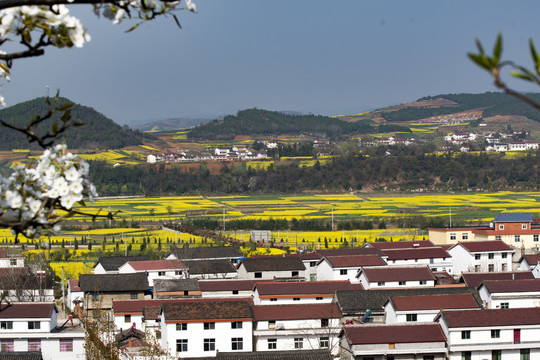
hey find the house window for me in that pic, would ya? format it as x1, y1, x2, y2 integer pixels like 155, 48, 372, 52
9, 259, 16, 266
124, 315, 131, 323
292, 271, 299, 277
254, 272, 262, 278
59, 339, 73, 352
232, 290, 239, 295
176, 339, 188, 352
522, 224, 528, 230
499, 224, 504, 230
340, 269, 347, 275
420, 280, 427, 285
520, 349, 530, 360
488, 264, 495, 272
231, 321, 243, 329
158, 271, 165, 276
450, 233, 456, 241
0, 321, 13, 330
267, 338, 277, 350
462, 351, 471, 360
28, 339, 41, 352
294, 337, 303, 349
293, 298, 300, 301
204, 322, 215, 330
514, 329, 521, 344
462, 233, 468, 240
321, 319, 329, 327
406, 314, 417, 322
231, 337, 243, 350
310, 261, 317, 267
424, 356, 435, 360
534, 235, 540, 242
175, 271, 183, 276
1, 339, 13, 352
377, 282, 385, 286
28, 321, 40, 330
270, 298, 277, 302
399, 281, 406, 286
488, 253, 494, 259
92, 293, 99, 301
492, 350, 501, 360
130, 293, 138, 300
515, 235, 521, 243
496, 235, 502, 241
176, 323, 187, 331
474, 265, 481, 272
491, 329, 500, 338
475, 254, 481, 260
319, 337, 329, 348
268, 321, 276, 329
203, 339, 215, 352
461, 330, 471, 339
501, 303, 509, 309
502, 252, 508, 258
502, 264, 508, 271
316, 297, 323, 300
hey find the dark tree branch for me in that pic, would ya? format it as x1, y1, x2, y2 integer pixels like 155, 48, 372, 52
0, 0, 178, 10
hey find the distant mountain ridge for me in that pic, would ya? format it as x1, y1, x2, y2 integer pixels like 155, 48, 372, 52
131, 117, 212, 131
0, 97, 145, 150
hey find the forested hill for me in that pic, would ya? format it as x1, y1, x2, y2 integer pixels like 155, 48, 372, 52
0, 97, 145, 150
380, 92, 540, 122
187, 108, 377, 140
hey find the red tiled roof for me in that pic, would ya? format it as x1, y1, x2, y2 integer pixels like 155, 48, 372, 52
198, 279, 274, 292
0, 249, 7, 258
460, 271, 534, 288
126, 259, 187, 271
0, 267, 28, 277
481, 279, 540, 293
68, 279, 81, 292
298, 253, 322, 261
343, 323, 446, 345
324, 255, 386, 268
0, 303, 57, 319
360, 266, 436, 282
317, 248, 384, 257
255, 281, 362, 296
453, 241, 513, 252
440, 308, 540, 328
473, 229, 540, 236
113, 297, 254, 314
370, 240, 435, 250
382, 247, 450, 261
522, 254, 540, 266
252, 303, 341, 321
390, 294, 479, 311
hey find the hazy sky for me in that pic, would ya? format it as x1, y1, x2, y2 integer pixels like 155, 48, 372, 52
3, 1, 540, 124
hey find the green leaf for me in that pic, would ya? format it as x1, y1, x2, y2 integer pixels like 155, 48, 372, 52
493, 33, 502, 64
468, 53, 493, 71
510, 70, 533, 81
529, 39, 540, 76
61, 111, 71, 122
474, 38, 486, 55
58, 103, 73, 111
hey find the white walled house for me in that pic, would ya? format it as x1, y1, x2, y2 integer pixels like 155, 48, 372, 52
118, 259, 188, 287
66, 279, 82, 311
252, 303, 342, 356
384, 293, 480, 324
252, 281, 362, 305
182, 259, 237, 279
339, 323, 447, 360
437, 308, 540, 360
459, 271, 535, 288
316, 255, 386, 282
237, 256, 306, 280
356, 265, 436, 290
0, 303, 85, 360
161, 300, 253, 358
298, 253, 322, 282
167, 245, 243, 267
382, 247, 453, 274
478, 279, 540, 309
93, 255, 151, 274
0, 249, 25, 268
198, 280, 273, 298
447, 240, 514, 276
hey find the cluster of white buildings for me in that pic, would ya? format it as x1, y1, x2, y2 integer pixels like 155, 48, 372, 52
147, 146, 267, 164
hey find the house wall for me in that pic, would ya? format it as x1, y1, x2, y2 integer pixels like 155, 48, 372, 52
315, 260, 335, 281
2, 336, 85, 360
114, 314, 144, 331
479, 289, 540, 309
201, 290, 253, 298
429, 229, 475, 245
93, 263, 108, 274
237, 267, 305, 280
253, 289, 333, 305
302, 260, 319, 281
475, 233, 540, 251
359, 273, 435, 290
448, 349, 540, 360
350, 341, 447, 358
0, 258, 24, 268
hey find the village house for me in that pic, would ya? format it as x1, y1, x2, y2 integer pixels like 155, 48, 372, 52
0, 303, 85, 360
93, 255, 151, 275
366, 240, 436, 250
252, 281, 362, 305
0, 268, 54, 302
0, 249, 25, 268
356, 265, 436, 289
153, 279, 201, 299
382, 247, 453, 274
384, 293, 480, 324
447, 240, 514, 276
436, 308, 540, 360
118, 259, 188, 287
160, 300, 253, 357
298, 253, 322, 281
252, 303, 341, 356
198, 280, 274, 298
478, 279, 540, 309
237, 256, 306, 281
183, 259, 238, 279
316, 255, 386, 282
339, 323, 447, 360
66, 279, 82, 311
458, 271, 535, 288
518, 254, 540, 278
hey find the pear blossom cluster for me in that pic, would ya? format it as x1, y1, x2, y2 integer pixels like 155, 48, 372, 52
0, 144, 97, 238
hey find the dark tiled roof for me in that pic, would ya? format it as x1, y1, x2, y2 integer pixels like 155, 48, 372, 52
79, 272, 149, 292
95, 255, 151, 271
183, 259, 237, 275
382, 247, 450, 260
0, 303, 57, 319
317, 248, 383, 257
481, 279, 540, 293
335, 287, 482, 315
343, 323, 446, 345
324, 255, 386, 268
126, 260, 187, 271
209, 350, 332, 360
453, 240, 513, 252
170, 246, 242, 260
369, 240, 435, 249
143, 305, 161, 321
0, 249, 7, 258
252, 303, 341, 321
439, 308, 540, 328
360, 266, 435, 282
162, 300, 252, 322
522, 255, 540, 267
154, 279, 199, 292
460, 271, 534, 288
298, 253, 322, 261
493, 212, 532, 223
255, 281, 362, 296
114, 298, 253, 314
0, 353, 43, 360
390, 293, 480, 311
198, 280, 274, 292
240, 256, 305, 272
